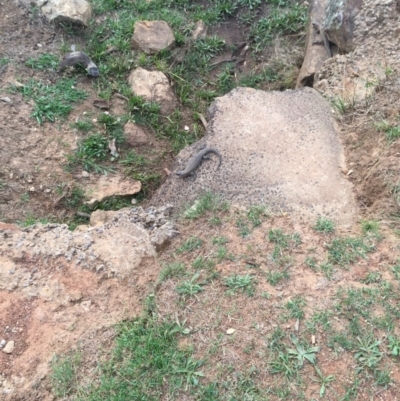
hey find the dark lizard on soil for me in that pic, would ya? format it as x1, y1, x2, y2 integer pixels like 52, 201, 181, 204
58, 51, 99, 77
175, 147, 222, 178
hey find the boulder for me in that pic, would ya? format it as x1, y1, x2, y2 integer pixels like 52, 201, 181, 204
150, 87, 357, 225
84, 174, 141, 208
40, 0, 92, 26
131, 21, 175, 54
322, 0, 363, 53
128, 67, 178, 115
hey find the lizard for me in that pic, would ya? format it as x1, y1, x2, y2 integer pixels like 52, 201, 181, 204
58, 51, 99, 77
175, 147, 222, 178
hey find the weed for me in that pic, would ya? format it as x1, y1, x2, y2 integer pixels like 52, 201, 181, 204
319, 261, 334, 279
287, 334, 319, 367
71, 119, 94, 132
192, 256, 215, 270
212, 236, 229, 245
312, 366, 335, 398
214, 246, 234, 262
11, 78, 87, 124
327, 236, 375, 266
98, 112, 126, 144
374, 369, 391, 387
361, 219, 380, 236
20, 192, 30, 203
17, 215, 50, 227
354, 335, 383, 372
67, 133, 110, 173
50, 353, 80, 398
64, 186, 85, 209
361, 271, 381, 284
284, 296, 306, 320
183, 192, 229, 219
159, 262, 186, 282
388, 335, 400, 356
391, 260, 400, 280
177, 236, 203, 253
331, 97, 348, 115
266, 269, 289, 285
25, 53, 59, 70
247, 204, 268, 228
314, 217, 335, 233
270, 351, 296, 378
225, 274, 255, 296
176, 272, 204, 297
236, 217, 251, 237
376, 119, 400, 142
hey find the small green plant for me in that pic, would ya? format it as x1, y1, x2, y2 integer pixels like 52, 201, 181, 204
68, 133, 110, 173
25, 53, 59, 70
159, 262, 186, 282
177, 236, 203, 253
191, 256, 215, 270
71, 119, 94, 132
212, 236, 229, 245
266, 269, 289, 285
361, 219, 380, 235
287, 334, 319, 367
20, 192, 30, 203
284, 296, 306, 320
331, 97, 348, 115
50, 353, 81, 398
314, 217, 335, 233
247, 204, 268, 227
388, 335, 400, 356
374, 369, 391, 387
184, 192, 229, 219
361, 271, 381, 284
225, 274, 255, 296
391, 261, 400, 280
376, 119, 400, 142
312, 365, 335, 398
270, 351, 296, 378
354, 335, 383, 372
236, 217, 251, 237
176, 272, 204, 298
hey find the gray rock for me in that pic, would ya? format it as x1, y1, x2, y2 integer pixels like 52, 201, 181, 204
322, 0, 363, 53
128, 67, 178, 115
40, 0, 92, 26
131, 20, 175, 54
150, 87, 357, 224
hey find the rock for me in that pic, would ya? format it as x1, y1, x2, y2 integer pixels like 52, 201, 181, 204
90, 209, 129, 226
124, 121, 150, 147
84, 174, 141, 209
0, 339, 6, 348
40, 0, 92, 26
150, 222, 179, 252
150, 87, 357, 225
192, 20, 208, 40
131, 20, 175, 54
128, 67, 178, 115
3, 340, 15, 354
322, 0, 363, 53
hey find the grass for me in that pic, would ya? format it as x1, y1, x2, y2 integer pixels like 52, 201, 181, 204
51, 353, 81, 398
225, 274, 256, 296
77, 316, 204, 399
376, 119, 400, 142
11, 78, 87, 124
327, 235, 376, 266
183, 191, 229, 220
25, 53, 59, 71
314, 217, 335, 233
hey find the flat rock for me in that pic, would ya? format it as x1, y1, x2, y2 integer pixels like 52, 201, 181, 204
40, 0, 92, 26
150, 87, 357, 224
128, 67, 178, 115
85, 174, 141, 208
131, 20, 175, 54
